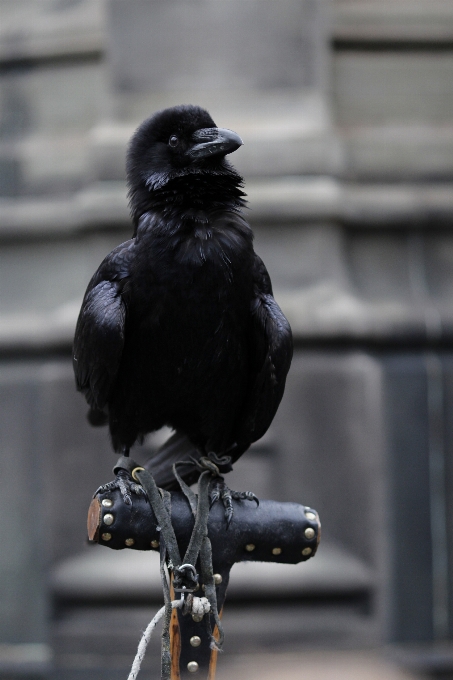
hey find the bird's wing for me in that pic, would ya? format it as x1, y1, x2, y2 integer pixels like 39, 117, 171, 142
237, 255, 293, 449
73, 243, 132, 410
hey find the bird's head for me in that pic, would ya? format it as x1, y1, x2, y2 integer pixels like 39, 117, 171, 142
127, 105, 244, 222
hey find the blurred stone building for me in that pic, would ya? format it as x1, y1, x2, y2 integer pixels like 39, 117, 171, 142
2, 0, 453, 677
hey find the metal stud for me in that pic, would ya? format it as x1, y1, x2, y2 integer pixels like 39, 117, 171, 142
103, 513, 114, 526
213, 574, 222, 585
187, 661, 199, 673
190, 636, 201, 647
245, 544, 255, 552
125, 538, 135, 547
101, 532, 112, 541
150, 540, 159, 549
304, 527, 315, 539
272, 547, 282, 555
102, 498, 113, 508
192, 613, 203, 623
302, 547, 312, 556
305, 511, 316, 521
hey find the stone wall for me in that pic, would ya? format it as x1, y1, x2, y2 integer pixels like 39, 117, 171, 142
1, 0, 453, 676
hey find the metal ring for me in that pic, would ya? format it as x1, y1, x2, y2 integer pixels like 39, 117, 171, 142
131, 466, 145, 482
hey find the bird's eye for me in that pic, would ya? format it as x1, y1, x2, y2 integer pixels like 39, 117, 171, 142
169, 135, 179, 148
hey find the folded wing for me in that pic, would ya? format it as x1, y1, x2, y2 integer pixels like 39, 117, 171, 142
73, 279, 126, 411
236, 256, 293, 452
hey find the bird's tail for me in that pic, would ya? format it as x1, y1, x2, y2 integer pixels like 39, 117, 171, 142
145, 430, 202, 490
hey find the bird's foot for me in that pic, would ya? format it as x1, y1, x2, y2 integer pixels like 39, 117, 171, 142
94, 469, 146, 506
209, 478, 259, 527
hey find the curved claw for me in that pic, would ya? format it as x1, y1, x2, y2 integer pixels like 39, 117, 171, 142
93, 480, 117, 498
221, 489, 234, 528
117, 474, 132, 505
250, 493, 260, 507
130, 482, 147, 497
209, 486, 221, 508
231, 490, 260, 507
93, 471, 146, 507
209, 479, 260, 526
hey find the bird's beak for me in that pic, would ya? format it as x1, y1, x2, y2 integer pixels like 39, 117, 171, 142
187, 127, 243, 162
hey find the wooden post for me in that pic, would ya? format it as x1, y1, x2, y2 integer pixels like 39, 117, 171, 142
170, 581, 182, 680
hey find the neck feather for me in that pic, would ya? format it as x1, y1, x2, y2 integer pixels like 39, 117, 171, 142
129, 166, 246, 228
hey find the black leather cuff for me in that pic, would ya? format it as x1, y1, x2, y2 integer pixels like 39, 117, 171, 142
113, 455, 141, 477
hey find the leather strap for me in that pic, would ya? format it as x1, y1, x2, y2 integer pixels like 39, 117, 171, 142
134, 468, 182, 572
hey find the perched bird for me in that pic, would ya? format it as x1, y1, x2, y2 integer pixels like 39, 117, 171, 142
73, 105, 292, 518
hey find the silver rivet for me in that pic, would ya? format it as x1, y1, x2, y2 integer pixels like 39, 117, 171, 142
272, 547, 282, 555
245, 544, 255, 552
192, 613, 203, 622
305, 527, 315, 539
102, 498, 113, 508
103, 513, 114, 526
101, 532, 112, 541
302, 547, 312, 556
125, 538, 135, 547
305, 511, 316, 521
214, 573, 222, 585
190, 636, 201, 647
150, 540, 159, 549
187, 661, 199, 673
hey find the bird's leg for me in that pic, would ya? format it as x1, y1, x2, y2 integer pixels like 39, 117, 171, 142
209, 474, 259, 528
93, 447, 147, 506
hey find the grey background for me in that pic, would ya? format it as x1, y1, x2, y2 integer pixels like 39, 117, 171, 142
2, 0, 453, 677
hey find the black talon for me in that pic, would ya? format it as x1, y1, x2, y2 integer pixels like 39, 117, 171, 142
210, 486, 221, 508
220, 487, 234, 528
117, 471, 132, 505
209, 478, 259, 526
231, 490, 260, 507
251, 493, 260, 507
94, 469, 146, 506
130, 482, 146, 496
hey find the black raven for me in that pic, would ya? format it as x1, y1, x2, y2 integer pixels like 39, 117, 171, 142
73, 105, 292, 513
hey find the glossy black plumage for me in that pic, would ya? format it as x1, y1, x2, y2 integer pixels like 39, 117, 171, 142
73, 105, 292, 489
